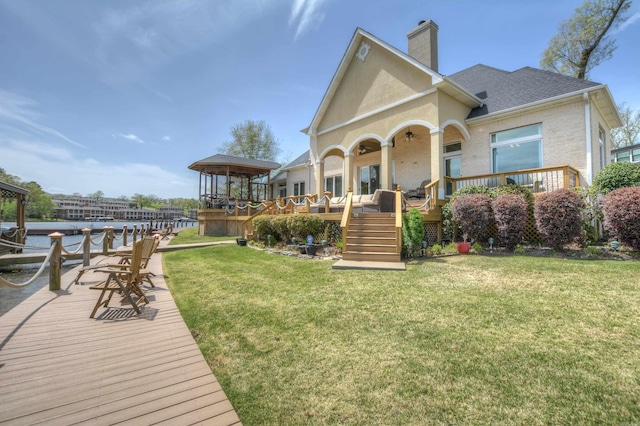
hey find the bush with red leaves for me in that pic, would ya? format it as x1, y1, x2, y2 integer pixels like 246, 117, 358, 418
451, 194, 493, 242
492, 194, 528, 251
602, 186, 640, 250
534, 189, 584, 250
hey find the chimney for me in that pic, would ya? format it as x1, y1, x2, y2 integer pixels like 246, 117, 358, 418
407, 20, 438, 72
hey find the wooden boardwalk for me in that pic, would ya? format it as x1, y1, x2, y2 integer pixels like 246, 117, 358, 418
0, 241, 241, 425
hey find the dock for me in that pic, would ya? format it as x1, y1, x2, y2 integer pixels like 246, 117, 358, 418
0, 241, 241, 425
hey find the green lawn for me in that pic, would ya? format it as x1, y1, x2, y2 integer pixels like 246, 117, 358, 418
163, 238, 640, 425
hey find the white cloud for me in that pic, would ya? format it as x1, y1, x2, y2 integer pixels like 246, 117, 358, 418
162, 135, 171, 141
113, 133, 145, 144
0, 89, 85, 148
618, 10, 640, 32
289, 0, 329, 40
0, 138, 193, 198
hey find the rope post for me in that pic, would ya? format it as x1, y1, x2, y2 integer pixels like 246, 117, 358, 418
133, 225, 138, 243
82, 228, 92, 267
108, 226, 115, 249
122, 225, 128, 247
48, 232, 63, 291
102, 227, 109, 255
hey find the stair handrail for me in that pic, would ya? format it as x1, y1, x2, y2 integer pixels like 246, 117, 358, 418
395, 186, 403, 255
239, 200, 276, 238
424, 179, 439, 211
340, 188, 354, 248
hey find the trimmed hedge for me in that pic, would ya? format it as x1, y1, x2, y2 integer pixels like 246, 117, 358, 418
451, 194, 493, 243
592, 162, 640, 195
534, 189, 584, 250
492, 194, 528, 251
602, 186, 640, 250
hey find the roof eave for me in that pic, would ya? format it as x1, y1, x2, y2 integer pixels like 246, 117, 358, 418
304, 27, 447, 136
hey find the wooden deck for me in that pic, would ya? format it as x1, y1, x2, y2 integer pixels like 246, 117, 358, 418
0, 241, 241, 425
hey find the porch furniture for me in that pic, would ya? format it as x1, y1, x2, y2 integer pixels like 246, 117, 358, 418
73, 235, 159, 286
406, 180, 431, 199
89, 238, 150, 318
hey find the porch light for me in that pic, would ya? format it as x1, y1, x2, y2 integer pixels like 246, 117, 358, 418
405, 127, 414, 142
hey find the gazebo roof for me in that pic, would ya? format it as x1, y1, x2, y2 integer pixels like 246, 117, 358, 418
0, 180, 29, 198
188, 154, 281, 177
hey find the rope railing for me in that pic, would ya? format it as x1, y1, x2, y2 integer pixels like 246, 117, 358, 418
0, 239, 50, 250
0, 241, 57, 289
89, 231, 107, 246
60, 233, 88, 255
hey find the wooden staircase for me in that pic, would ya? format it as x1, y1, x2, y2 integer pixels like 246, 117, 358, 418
341, 212, 401, 263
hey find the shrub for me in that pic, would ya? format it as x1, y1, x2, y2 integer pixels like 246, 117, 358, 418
534, 189, 584, 250
442, 185, 490, 241
451, 194, 493, 242
253, 216, 279, 241
602, 186, 640, 250
489, 184, 534, 213
287, 215, 324, 243
403, 208, 424, 257
430, 244, 442, 255
492, 194, 528, 251
271, 216, 291, 242
472, 243, 483, 254
592, 162, 640, 195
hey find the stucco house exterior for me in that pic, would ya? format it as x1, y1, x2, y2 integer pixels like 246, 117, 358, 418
282, 20, 621, 204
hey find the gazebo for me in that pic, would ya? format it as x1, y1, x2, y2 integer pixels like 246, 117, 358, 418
188, 154, 281, 236
0, 180, 29, 254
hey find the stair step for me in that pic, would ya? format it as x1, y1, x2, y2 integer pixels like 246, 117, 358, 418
342, 252, 401, 262
346, 243, 397, 253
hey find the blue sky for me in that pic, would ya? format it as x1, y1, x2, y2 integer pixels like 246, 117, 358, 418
1, 0, 639, 199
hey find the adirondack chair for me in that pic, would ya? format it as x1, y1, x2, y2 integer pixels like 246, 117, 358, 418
73, 235, 159, 285
89, 238, 150, 318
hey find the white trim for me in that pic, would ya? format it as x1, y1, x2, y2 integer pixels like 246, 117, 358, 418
584, 92, 593, 185
317, 145, 348, 160
384, 120, 438, 142
317, 89, 437, 136
439, 119, 471, 141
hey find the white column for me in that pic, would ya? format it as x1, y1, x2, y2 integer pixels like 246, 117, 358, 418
430, 129, 444, 199
380, 141, 393, 190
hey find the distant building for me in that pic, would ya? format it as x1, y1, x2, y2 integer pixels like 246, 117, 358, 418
51, 194, 185, 221
611, 143, 640, 164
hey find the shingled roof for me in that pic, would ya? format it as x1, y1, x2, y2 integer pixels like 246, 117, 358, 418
188, 154, 280, 177
448, 65, 603, 120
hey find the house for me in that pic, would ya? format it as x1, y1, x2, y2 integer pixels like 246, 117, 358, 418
284, 20, 621, 204
194, 20, 622, 260
611, 142, 640, 164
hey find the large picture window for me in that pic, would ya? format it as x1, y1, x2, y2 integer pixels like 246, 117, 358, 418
325, 175, 343, 197
491, 124, 542, 173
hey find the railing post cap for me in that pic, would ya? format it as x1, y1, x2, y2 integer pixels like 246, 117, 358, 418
48, 232, 64, 238
82, 228, 92, 232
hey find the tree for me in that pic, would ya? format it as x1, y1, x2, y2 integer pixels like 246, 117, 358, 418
23, 182, 56, 219
540, 0, 631, 79
611, 103, 640, 148
89, 190, 105, 202
222, 120, 280, 160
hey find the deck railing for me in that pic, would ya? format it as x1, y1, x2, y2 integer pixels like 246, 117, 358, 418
444, 165, 580, 197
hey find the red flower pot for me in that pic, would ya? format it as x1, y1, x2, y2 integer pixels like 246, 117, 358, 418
456, 242, 471, 254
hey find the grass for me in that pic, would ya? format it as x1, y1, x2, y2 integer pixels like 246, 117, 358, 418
169, 228, 237, 245
163, 236, 640, 425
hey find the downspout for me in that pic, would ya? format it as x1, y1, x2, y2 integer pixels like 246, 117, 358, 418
584, 92, 593, 185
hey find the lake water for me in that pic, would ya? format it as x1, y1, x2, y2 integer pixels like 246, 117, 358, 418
0, 220, 196, 316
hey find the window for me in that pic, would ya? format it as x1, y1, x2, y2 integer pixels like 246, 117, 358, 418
633, 148, 640, 163
293, 182, 305, 197
278, 183, 286, 198
491, 124, 542, 173
325, 175, 343, 197
360, 165, 379, 194
616, 150, 631, 162
599, 128, 606, 169
444, 142, 461, 196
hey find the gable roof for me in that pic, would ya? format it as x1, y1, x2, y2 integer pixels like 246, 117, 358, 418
282, 150, 310, 170
303, 27, 482, 135
448, 65, 620, 126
